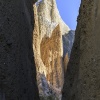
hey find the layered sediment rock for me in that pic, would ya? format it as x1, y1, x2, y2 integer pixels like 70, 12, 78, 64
0, 0, 39, 100
62, 1, 100, 100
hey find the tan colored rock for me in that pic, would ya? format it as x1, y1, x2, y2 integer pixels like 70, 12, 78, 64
33, 4, 47, 76
40, 25, 64, 88
36, 0, 70, 41
33, 0, 70, 99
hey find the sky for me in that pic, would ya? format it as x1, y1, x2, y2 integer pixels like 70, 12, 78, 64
56, 0, 81, 30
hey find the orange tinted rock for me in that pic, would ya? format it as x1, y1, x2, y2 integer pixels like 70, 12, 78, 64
40, 25, 64, 88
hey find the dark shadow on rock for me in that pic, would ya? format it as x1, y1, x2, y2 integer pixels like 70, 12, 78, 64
0, 0, 39, 100
62, 30, 75, 59
62, 30, 80, 100
62, 23, 80, 100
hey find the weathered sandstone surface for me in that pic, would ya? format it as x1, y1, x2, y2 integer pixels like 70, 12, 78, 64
33, 0, 75, 99
0, 0, 75, 99
62, 0, 100, 100
0, 0, 39, 100
40, 25, 63, 88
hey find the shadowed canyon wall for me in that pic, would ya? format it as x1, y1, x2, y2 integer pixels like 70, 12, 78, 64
62, 0, 100, 100
0, 0, 39, 100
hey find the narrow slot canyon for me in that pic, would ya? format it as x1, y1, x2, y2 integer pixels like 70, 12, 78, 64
0, 0, 100, 100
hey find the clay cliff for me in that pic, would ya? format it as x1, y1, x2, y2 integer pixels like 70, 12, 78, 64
62, 0, 100, 100
0, 0, 39, 100
1, 0, 100, 100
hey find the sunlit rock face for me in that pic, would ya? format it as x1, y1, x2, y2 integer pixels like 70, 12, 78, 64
36, 0, 70, 40
33, 0, 74, 99
62, 1, 100, 100
0, 0, 39, 100
40, 25, 63, 88
33, 4, 64, 98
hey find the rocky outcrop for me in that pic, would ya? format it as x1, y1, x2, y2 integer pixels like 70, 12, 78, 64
33, 0, 72, 99
62, 1, 100, 100
33, 0, 75, 99
0, 0, 39, 100
33, 4, 47, 76
36, 0, 70, 39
